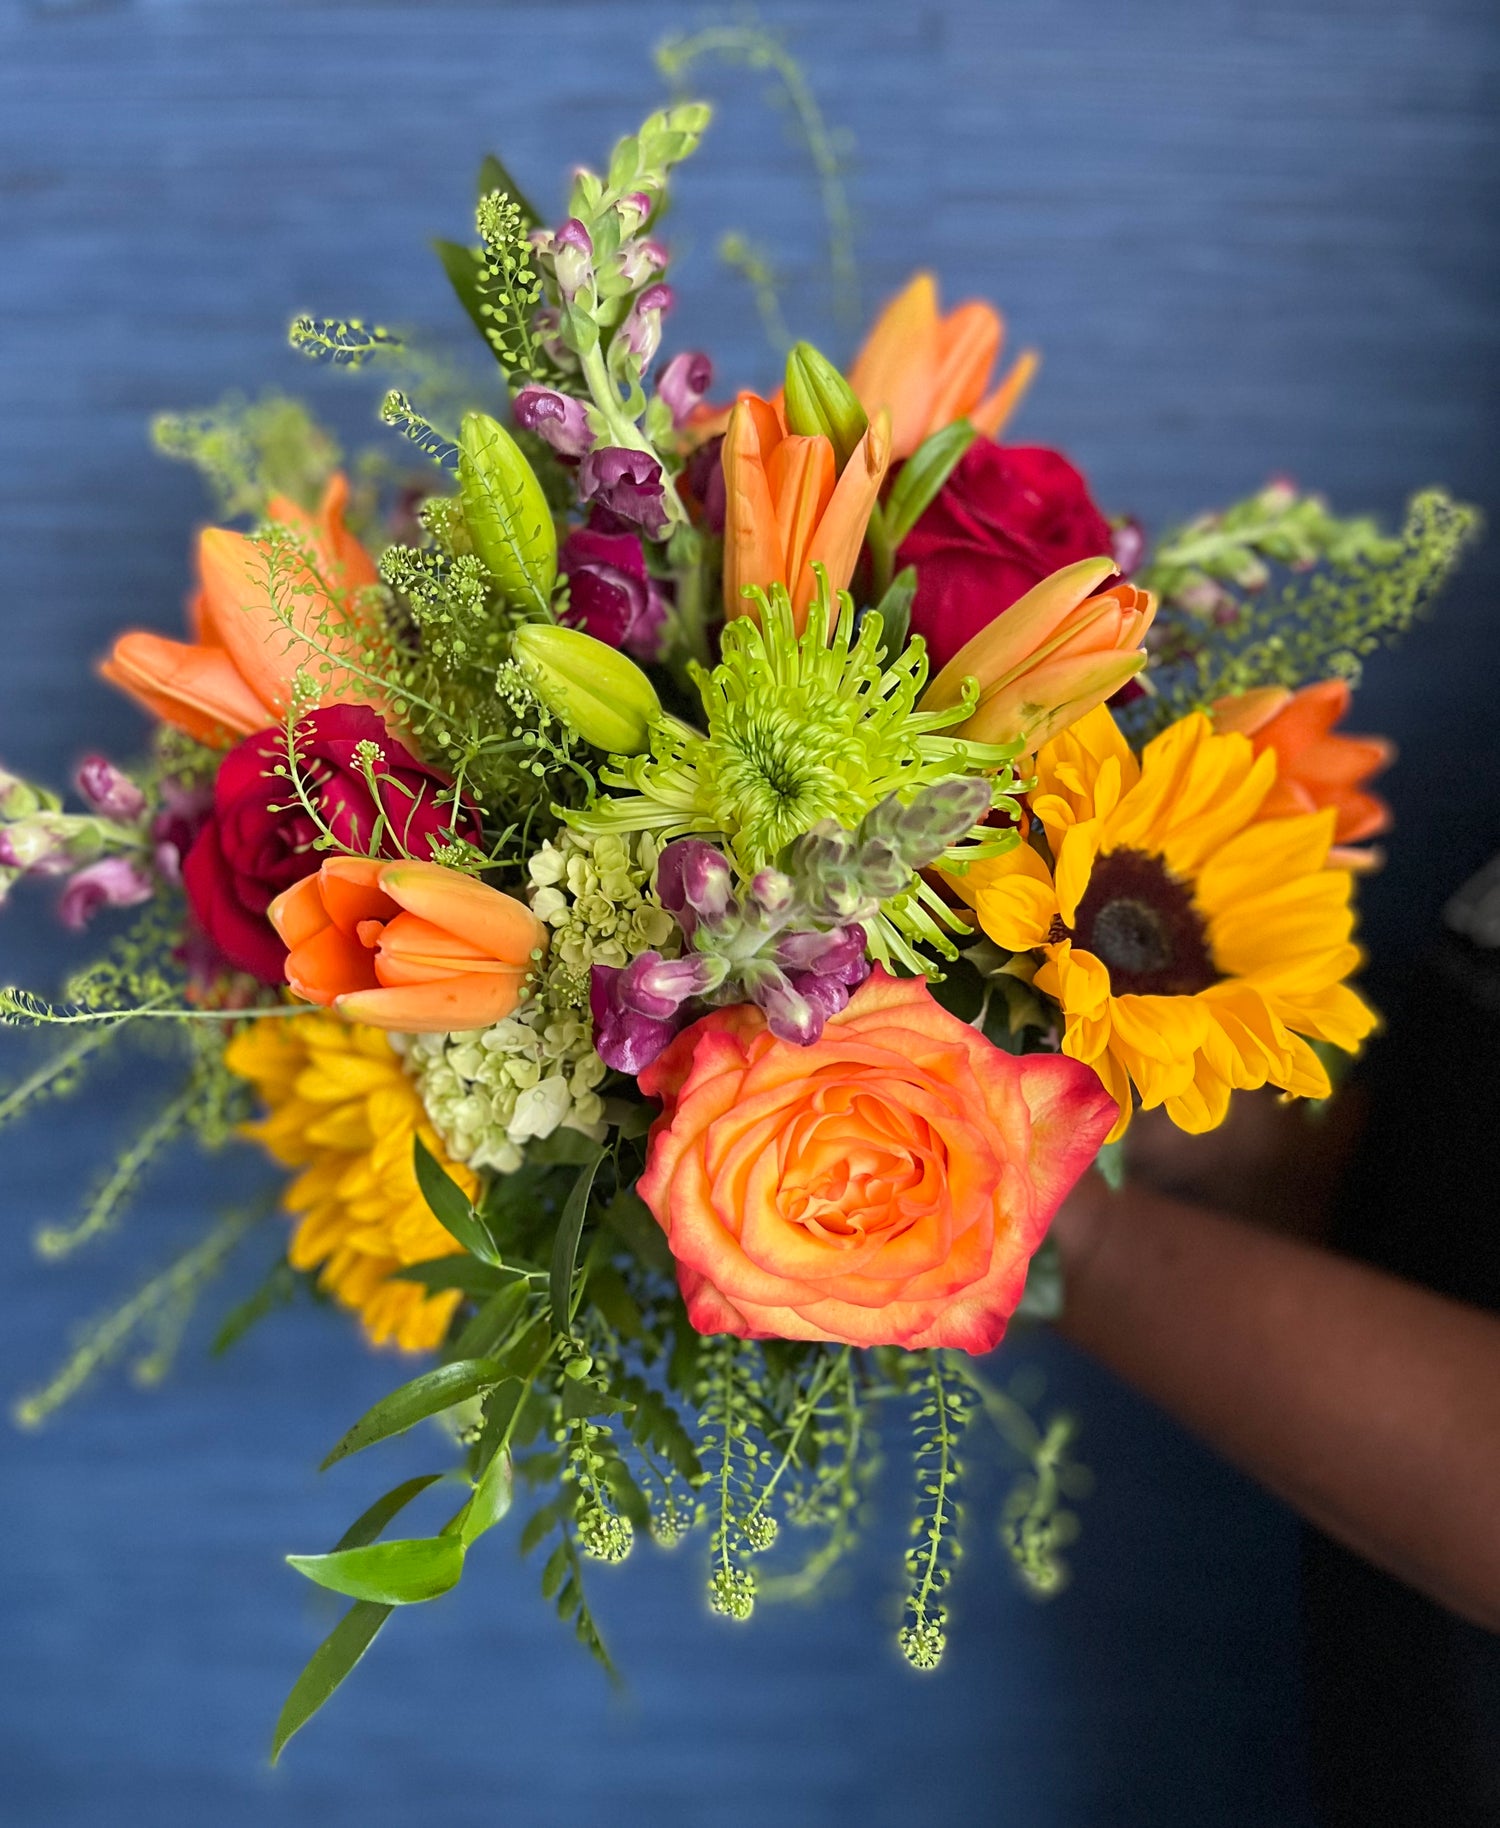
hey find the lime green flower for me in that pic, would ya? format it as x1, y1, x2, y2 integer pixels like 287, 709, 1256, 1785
571, 575, 1013, 867
567, 574, 1017, 967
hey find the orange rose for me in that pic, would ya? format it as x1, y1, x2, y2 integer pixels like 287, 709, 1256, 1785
637, 969, 1115, 1351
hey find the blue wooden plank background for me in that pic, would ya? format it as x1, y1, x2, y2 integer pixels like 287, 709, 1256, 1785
0, 2, 1495, 1823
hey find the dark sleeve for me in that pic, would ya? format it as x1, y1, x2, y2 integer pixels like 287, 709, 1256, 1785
1306, 862, 1500, 1828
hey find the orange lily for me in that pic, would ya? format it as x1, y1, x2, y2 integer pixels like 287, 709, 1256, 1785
722, 392, 891, 629
847, 272, 1038, 462
268, 857, 547, 1033
101, 474, 381, 747
921, 556, 1155, 751
1214, 679, 1393, 860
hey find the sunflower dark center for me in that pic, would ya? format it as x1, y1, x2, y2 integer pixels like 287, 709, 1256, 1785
1063, 847, 1220, 996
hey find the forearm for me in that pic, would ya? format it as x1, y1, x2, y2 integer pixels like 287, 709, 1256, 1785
1052, 1176, 1500, 1631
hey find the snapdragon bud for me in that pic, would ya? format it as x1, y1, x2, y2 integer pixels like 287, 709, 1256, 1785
513, 386, 593, 460
616, 191, 654, 235
58, 857, 154, 930
0, 819, 70, 873
893, 775, 994, 861
550, 218, 594, 299
784, 341, 869, 473
657, 351, 713, 428
775, 923, 867, 979
512, 623, 662, 755
613, 239, 668, 289
656, 839, 735, 939
752, 967, 822, 1047
75, 756, 146, 822
616, 283, 674, 369
749, 868, 794, 918
627, 951, 727, 1013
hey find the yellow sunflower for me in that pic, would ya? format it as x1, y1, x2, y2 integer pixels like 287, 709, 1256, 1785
225, 1014, 480, 1351
955, 703, 1378, 1140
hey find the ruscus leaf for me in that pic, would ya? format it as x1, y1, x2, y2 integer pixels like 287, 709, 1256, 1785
549, 1149, 604, 1329
320, 1359, 505, 1470
413, 1136, 502, 1266
271, 1601, 392, 1764
286, 1536, 465, 1606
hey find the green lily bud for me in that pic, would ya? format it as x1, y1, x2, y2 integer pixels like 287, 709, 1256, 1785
512, 624, 662, 755
783, 341, 869, 473
458, 412, 558, 615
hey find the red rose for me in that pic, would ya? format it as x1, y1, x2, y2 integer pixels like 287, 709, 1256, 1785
183, 706, 479, 982
899, 442, 1115, 672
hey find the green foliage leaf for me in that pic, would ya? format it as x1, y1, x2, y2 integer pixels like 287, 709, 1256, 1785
549, 1150, 605, 1329
320, 1359, 505, 1471
412, 1136, 502, 1267
210, 1257, 297, 1356
451, 1279, 534, 1360
432, 238, 490, 344
871, 566, 917, 660
388, 1254, 513, 1298
286, 1536, 464, 1606
884, 421, 976, 545
599, 1187, 675, 1275
458, 410, 557, 613
459, 1448, 513, 1546
271, 1600, 392, 1764
333, 1474, 448, 1553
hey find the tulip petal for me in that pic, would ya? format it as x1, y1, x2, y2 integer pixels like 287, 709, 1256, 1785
766, 433, 837, 597
285, 921, 381, 1006
928, 302, 1002, 429
267, 873, 331, 949
376, 862, 547, 966
847, 272, 942, 460
1212, 685, 1293, 737
101, 634, 269, 745
922, 555, 1121, 716
798, 409, 892, 627
722, 394, 788, 620
318, 856, 396, 937
335, 969, 533, 1033
971, 349, 1040, 440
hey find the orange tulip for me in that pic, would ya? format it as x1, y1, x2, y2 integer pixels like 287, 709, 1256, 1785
1214, 679, 1393, 855
847, 272, 1038, 462
101, 474, 382, 747
920, 556, 1155, 751
722, 392, 891, 629
268, 857, 547, 1033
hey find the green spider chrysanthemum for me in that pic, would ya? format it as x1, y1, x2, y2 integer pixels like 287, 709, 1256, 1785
568, 573, 1020, 968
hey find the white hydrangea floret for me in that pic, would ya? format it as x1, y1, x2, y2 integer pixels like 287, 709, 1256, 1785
397, 1003, 607, 1175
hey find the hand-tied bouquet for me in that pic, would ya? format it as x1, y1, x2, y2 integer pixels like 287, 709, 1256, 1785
3, 78, 1479, 1757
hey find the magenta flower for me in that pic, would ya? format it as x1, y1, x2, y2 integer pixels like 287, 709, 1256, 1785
577, 447, 669, 538
558, 527, 667, 660
58, 857, 155, 930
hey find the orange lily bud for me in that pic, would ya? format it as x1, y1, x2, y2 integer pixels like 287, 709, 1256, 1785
722, 392, 891, 631
100, 474, 384, 747
1213, 678, 1393, 846
847, 272, 1038, 462
920, 556, 1155, 750
268, 857, 547, 1034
